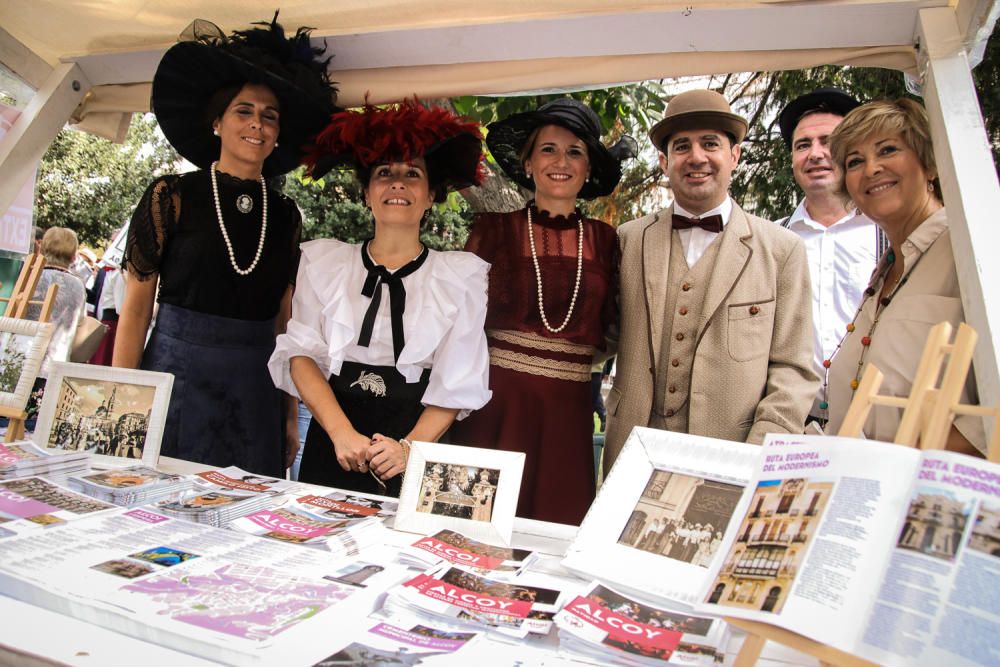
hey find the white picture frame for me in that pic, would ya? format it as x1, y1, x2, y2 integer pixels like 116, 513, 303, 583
394, 441, 525, 546
0, 317, 53, 412
33, 361, 174, 467
562, 427, 760, 606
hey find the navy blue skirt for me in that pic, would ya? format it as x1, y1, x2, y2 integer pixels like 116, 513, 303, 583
141, 303, 284, 477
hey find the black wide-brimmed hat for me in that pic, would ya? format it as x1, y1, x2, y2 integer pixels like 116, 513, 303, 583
304, 99, 486, 203
778, 88, 860, 148
152, 13, 339, 177
486, 98, 637, 200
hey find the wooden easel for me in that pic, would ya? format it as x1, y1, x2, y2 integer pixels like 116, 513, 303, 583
728, 321, 1000, 666
0, 253, 59, 442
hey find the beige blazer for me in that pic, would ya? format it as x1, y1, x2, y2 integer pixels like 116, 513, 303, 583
604, 202, 819, 473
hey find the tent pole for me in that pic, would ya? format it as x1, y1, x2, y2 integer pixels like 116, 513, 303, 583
918, 6, 1000, 443
0, 62, 90, 217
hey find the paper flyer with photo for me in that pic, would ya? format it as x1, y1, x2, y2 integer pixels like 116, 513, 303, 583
0, 476, 115, 535
555, 582, 727, 666
311, 614, 481, 666
390, 565, 564, 638
0, 440, 89, 478
400, 529, 536, 574
694, 434, 1000, 666
154, 466, 294, 526
563, 428, 756, 606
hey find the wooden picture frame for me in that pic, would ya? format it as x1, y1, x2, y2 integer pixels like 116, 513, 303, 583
33, 362, 174, 466
0, 317, 54, 412
394, 441, 524, 545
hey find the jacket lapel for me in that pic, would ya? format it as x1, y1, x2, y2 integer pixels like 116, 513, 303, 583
698, 204, 753, 340
641, 207, 672, 369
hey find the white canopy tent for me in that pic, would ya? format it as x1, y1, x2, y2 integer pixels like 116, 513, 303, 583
1, 0, 998, 429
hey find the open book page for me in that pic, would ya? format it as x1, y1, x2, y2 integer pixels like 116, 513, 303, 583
695, 434, 920, 654
857, 449, 1000, 666
563, 427, 757, 606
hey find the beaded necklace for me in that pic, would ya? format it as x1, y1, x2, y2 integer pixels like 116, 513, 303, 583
211, 161, 268, 276
819, 245, 929, 416
527, 204, 584, 334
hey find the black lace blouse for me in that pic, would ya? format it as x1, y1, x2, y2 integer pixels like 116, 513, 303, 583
125, 170, 301, 321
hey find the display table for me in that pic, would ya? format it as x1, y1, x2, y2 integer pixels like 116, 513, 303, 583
0, 456, 819, 667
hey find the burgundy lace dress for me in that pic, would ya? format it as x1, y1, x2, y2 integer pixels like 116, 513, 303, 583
449, 205, 617, 525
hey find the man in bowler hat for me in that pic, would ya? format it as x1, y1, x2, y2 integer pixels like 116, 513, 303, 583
604, 89, 818, 473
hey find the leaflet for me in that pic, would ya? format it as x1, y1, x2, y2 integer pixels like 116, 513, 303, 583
694, 434, 1000, 666
0, 476, 115, 536
400, 528, 537, 574
311, 613, 482, 666
153, 466, 295, 526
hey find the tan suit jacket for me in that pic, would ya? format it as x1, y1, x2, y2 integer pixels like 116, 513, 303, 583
604, 202, 819, 473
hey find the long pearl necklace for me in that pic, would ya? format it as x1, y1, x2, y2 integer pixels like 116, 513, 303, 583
211, 161, 268, 276
527, 206, 584, 334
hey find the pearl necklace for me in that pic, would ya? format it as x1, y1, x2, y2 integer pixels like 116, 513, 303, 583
211, 161, 267, 276
527, 206, 584, 334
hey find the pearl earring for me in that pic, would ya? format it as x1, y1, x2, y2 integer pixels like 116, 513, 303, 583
213, 129, 220, 136
274, 141, 279, 147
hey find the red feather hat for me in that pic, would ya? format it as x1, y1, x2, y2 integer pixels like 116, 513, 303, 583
304, 99, 486, 201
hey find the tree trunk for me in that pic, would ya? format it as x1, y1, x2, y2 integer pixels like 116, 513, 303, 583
461, 164, 529, 213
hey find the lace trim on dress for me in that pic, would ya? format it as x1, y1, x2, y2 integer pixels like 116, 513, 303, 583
529, 201, 583, 229
487, 328, 595, 355
488, 347, 591, 382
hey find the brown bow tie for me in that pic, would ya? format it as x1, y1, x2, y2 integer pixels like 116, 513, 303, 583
672, 214, 723, 233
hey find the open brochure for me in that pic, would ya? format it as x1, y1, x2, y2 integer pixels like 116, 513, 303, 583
695, 434, 1000, 667
0, 506, 407, 665
563, 428, 756, 606
0, 476, 115, 536
555, 582, 728, 666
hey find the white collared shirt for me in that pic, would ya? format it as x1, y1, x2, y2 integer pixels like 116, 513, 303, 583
784, 199, 879, 379
673, 197, 732, 267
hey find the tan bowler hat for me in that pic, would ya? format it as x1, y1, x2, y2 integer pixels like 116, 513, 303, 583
649, 89, 748, 151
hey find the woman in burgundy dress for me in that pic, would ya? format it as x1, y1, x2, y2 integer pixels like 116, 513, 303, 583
450, 99, 635, 524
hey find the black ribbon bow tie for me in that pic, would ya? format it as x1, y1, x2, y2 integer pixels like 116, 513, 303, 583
357, 240, 429, 362
672, 213, 724, 233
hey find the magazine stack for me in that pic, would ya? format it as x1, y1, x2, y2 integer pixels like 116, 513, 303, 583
398, 529, 538, 575
0, 440, 89, 479
152, 466, 295, 526
228, 491, 396, 556
554, 581, 728, 666
382, 563, 567, 639
67, 465, 191, 506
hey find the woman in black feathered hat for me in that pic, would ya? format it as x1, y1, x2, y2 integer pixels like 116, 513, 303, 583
113, 13, 337, 477
449, 98, 636, 525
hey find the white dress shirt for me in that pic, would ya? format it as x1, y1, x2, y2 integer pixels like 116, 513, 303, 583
269, 239, 492, 419
673, 197, 733, 267
785, 200, 879, 383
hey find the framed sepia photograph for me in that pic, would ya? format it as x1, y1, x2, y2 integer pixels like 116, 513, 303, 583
0, 317, 53, 412
33, 362, 173, 466
562, 427, 758, 606
395, 441, 524, 545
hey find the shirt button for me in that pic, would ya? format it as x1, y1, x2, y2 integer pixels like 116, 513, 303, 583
671, 358, 680, 367
679, 307, 688, 316
749, 305, 760, 315
668, 385, 677, 393
675, 332, 685, 341
665, 409, 675, 418
681, 283, 691, 291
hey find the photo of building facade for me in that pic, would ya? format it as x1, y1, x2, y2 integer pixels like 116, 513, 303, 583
48, 379, 154, 458
706, 477, 833, 614
897, 490, 970, 562
967, 500, 1000, 559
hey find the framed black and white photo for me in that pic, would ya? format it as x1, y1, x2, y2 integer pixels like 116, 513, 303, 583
33, 362, 173, 466
562, 427, 758, 605
0, 317, 53, 412
395, 442, 524, 545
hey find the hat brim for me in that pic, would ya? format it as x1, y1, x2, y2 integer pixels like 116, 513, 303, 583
649, 110, 748, 152
777, 89, 861, 147
152, 41, 335, 177
486, 111, 623, 200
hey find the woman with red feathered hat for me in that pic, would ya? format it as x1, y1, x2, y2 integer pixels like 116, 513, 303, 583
268, 100, 492, 496
113, 13, 337, 477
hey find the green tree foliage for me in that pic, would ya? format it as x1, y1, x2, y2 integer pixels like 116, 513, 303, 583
35, 114, 179, 246
972, 24, 1000, 172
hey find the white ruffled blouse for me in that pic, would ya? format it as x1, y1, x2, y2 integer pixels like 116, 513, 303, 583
268, 239, 492, 419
